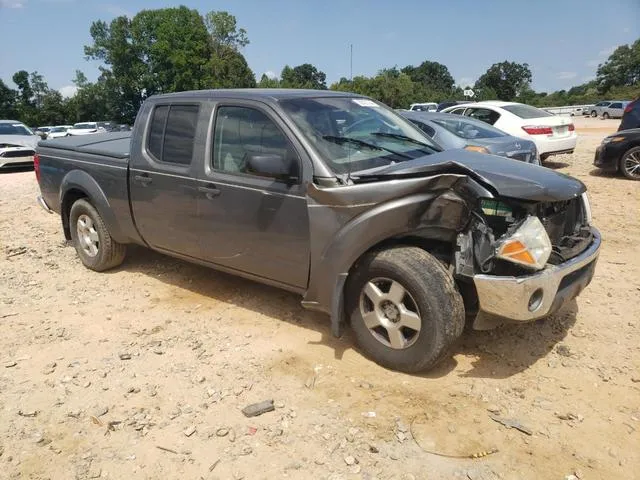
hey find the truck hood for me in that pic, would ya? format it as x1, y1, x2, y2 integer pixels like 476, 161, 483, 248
353, 149, 586, 202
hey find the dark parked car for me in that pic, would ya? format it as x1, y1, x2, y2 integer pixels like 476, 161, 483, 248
593, 128, 640, 180
618, 98, 640, 131
34, 89, 600, 372
399, 111, 539, 164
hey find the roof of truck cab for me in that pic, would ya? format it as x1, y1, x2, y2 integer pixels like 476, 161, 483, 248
149, 88, 363, 102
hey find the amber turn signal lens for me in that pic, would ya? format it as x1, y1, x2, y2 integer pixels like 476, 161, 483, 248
498, 240, 535, 265
464, 145, 490, 154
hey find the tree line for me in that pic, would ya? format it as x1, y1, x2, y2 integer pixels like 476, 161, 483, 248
0, 6, 638, 127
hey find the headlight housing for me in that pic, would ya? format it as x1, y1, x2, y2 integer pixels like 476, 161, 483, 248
495, 216, 551, 270
602, 135, 625, 144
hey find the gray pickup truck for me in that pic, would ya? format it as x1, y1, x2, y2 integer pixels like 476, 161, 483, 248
35, 89, 601, 372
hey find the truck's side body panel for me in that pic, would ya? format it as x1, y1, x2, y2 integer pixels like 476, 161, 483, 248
36, 138, 143, 245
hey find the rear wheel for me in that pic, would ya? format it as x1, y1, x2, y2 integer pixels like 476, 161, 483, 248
69, 199, 126, 271
346, 246, 465, 373
620, 146, 640, 181
603, 112, 610, 119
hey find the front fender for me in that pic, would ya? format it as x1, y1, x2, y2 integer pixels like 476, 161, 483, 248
303, 190, 470, 335
60, 169, 127, 243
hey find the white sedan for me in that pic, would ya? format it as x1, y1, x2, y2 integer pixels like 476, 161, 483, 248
442, 101, 577, 161
0, 120, 39, 168
47, 125, 74, 139
67, 122, 106, 136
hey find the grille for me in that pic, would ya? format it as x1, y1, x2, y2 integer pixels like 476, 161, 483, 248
0, 149, 34, 158
538, 197, 591, 263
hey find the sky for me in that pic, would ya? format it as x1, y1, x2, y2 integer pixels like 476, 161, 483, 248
1, 0, 639, 98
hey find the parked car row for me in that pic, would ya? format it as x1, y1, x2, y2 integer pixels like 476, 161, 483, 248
586, 100, 631, 119
35, 122, 132, 139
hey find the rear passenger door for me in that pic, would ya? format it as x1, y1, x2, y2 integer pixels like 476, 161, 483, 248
129, 103, 203, 257
607, 102, 622, 117
195, 102, 311, 289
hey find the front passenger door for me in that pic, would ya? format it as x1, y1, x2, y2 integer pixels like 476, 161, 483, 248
195, 104, 311, 289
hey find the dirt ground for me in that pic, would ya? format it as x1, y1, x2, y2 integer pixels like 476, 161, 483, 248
1, 116, 638, 480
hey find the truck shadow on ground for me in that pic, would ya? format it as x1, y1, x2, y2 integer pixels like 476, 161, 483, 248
542, 159, 570, 169
114, 246, 577, 380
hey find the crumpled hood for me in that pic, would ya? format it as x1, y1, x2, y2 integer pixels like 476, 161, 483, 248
354, 149, 586, 202
0, 135, 38, 149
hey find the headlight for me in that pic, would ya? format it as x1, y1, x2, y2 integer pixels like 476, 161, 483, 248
581, 192, 592, 225
602, 136, 625, 144
495, 216, 551, 270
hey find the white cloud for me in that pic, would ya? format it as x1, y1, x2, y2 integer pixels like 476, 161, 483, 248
0, 0, 25, 8
59, 85, 78, 98
263, 71, 277, 80
598, 46, 616, 57
586, 59, 600, 68
557, 71, 577, 80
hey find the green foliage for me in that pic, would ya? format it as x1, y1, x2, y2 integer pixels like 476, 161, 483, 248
280, 64, 327, 89
0, 79, 18, 119
475, 61, 532, 101
257, 74, 280, 88
596, 39, 640, 94
401, 61, 455, 92
205, 11, 249, 53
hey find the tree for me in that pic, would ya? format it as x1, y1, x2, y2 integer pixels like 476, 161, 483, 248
596, 39, 640, 94
84, 7, 257, 122
475, 61, 532, 101
258, 74, 280, 88
204, 11, 249, 54
280, 64, 327, 89
401, 61, 455, 93
0, 79, 17, 119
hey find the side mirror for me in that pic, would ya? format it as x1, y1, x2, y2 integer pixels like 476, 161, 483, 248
247, 153, 298, 182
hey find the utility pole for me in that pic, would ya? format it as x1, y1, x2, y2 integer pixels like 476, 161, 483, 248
350, 44, 353, 82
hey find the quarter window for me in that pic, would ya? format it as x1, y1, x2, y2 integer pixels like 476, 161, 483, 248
147, 104, 199, 165
212, 106, 299, 180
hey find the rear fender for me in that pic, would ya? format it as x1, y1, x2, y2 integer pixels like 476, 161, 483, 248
60, 169, 127, 243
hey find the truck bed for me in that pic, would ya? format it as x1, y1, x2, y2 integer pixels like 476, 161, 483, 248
40, 132, 131, 159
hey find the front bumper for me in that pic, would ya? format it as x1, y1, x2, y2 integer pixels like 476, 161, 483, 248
472, 227, 600, 325
0, 154, 34, 168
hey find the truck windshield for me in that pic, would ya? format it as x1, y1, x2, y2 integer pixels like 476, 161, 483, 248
280, 97, 439, 175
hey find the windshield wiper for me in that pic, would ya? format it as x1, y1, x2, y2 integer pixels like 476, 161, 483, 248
372, 132, 437, 150
322, 135, 412, 159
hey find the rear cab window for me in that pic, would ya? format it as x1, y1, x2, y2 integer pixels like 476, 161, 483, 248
147, 104, 199, 165
502, 104, 552, 119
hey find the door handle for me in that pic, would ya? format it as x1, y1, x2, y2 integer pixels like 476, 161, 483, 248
198, 185, 221, 199
134, 174, 152, 185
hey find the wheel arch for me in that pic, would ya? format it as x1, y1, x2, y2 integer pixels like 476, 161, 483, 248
60, 170, 127, 243
302, 190, 472, 337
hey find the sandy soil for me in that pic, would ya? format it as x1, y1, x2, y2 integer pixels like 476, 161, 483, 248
1, 116, 638, 480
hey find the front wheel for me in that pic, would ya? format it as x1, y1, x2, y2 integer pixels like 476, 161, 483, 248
620, 146, 640, 180
346, 246, 465, 373
69, 199, 127, 271
591, 111, 597, 118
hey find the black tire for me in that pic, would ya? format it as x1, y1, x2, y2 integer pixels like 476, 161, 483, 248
590, 111, 597, 118
345, 246, 465, 373
69, 199, 126, 271
620, 146, 640, 181
602, 112, 610, 119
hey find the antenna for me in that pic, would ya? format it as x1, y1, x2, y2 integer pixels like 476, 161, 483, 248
350, 44, 353, 82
